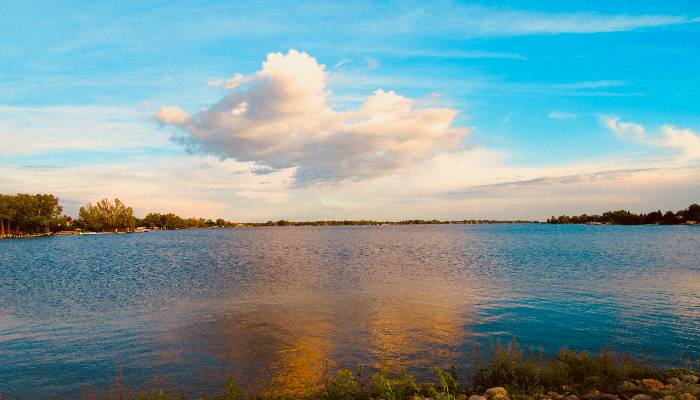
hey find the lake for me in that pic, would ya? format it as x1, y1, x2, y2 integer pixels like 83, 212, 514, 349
1, 225, 698, 398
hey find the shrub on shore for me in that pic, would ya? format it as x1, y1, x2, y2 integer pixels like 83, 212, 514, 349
471, 341, 664, 394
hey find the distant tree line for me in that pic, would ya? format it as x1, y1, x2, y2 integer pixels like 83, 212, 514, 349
547, 203, 700, 225
247, 219, 538, 227
0, 194, 236, 237
77, 201, 236, 231
141, 213, 234, 230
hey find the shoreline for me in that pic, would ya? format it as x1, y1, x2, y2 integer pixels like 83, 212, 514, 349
2, 221, 699, 240
75, 346, 700, 400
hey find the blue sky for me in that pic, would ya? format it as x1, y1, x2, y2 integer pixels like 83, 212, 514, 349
1, 1, 699, 220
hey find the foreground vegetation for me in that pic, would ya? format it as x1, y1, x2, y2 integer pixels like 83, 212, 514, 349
84, 342, 698, 400
547, 204, 700, 225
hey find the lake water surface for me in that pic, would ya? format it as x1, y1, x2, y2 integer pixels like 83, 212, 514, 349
1, 225, 698, 398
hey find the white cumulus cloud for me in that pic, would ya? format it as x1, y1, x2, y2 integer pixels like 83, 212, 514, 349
659, 125, 700, 161
605, 117, 700, 161
155, 49, 470, 185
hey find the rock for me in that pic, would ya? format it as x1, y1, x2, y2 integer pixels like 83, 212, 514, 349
485, 388, 509, 398
669, 378, 683, 386
620, 381, 639, 391
599, 394, 618, 400
469, 395, 488, 400
410, 396, 422, 400
643, 379, 666, 390
458, 395, 467, 400
682, 375, 699, 384
663, 396, 677, 400
678, 394, 696, 400
631, 395, 654, 400
492, 394, 510, 400
565, 395, 579, 400
549, 392, 564, 400
562, 385, 574, 393
581, 389, 600, 400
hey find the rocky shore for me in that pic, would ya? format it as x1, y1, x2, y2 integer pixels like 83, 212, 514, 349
457, 373, 699, 400
84, 364, 699, 400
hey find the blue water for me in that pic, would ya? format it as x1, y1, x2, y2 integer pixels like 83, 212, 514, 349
0, 225, 698, 398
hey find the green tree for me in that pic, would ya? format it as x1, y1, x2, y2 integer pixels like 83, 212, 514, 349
32, 194, 63, 232
0, 194, 62, 235
161, 213, 183, 230
682, 204, 700, 222
0, 195, 15, 236
143, 212, 163, 228
78, 198, 135, 231
662, 210, 677, 225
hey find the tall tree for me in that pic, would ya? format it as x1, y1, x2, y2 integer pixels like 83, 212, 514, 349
78, 198, 135, 231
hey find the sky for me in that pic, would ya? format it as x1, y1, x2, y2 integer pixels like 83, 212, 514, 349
1, 1, 700, 221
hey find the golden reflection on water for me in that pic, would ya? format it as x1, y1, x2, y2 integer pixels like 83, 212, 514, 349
365, 291, 468, 370
153, 281, 478, 396
268, 326, 334, 396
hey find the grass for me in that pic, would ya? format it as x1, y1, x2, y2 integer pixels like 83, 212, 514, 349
54, 341, 700, 400
471, 340, 664, 395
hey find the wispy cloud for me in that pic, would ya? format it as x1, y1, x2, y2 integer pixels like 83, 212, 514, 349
551, 80, 626, 90
380, 49, 526, 60
0, 105, 171, 156
605, 117, 646, 140
480, 80, 636, 99
365, 57, 380, 69
372, 5, 699, 37
333, 58, 352, 69
448, 167, 660, 194
548, 111, 577, 121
